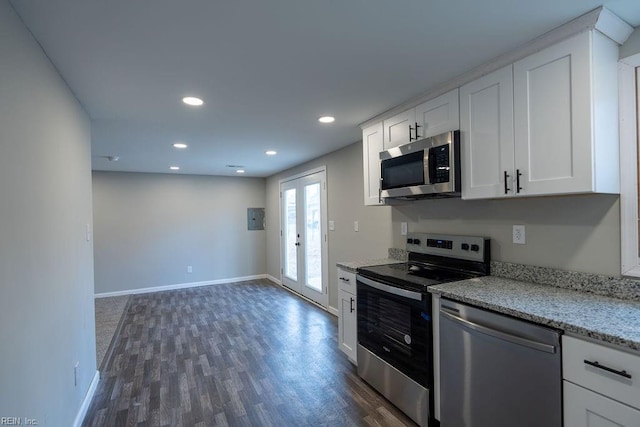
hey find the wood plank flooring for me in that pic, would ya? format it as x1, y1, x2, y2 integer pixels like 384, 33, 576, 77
83, 279, 416, 427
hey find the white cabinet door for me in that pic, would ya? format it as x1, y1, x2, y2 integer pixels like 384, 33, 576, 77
513, 32, 592, 196
338, 288, 357, 364
564, 381, 640, 427
383, 109, 415, 149
460, 65, 515, 199
362, 122, 384, 206
415, 88, 460, 139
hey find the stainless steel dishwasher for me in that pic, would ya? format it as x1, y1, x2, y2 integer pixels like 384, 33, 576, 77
439, 298, 562, 427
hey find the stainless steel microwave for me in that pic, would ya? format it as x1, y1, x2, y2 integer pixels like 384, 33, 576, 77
380, 130, 460, 199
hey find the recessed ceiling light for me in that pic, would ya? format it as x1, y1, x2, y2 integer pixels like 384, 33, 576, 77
182, 96, 204, 106
265, 150, 277, 156
173, 143, 188, 149
236, 169, 245, 174
318, 116, 335, 123
170, 166, 180, 170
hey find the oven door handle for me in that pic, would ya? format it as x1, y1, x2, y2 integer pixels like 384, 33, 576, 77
357, 275, 423, 301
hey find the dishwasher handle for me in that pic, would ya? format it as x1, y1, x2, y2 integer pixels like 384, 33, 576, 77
440, 307, 557, 354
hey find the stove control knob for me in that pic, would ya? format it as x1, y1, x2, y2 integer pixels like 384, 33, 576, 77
407, 238, 413, 244
461, 243, 470, 251
470, 244, 480, 252
413, 239, 421, 245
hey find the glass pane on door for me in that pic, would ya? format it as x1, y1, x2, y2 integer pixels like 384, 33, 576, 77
304, 183, 322, 291
284, 188, 297, 280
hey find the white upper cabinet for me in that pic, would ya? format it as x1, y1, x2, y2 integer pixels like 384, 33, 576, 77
513, 31, 619, 196
462, 30, 620, 199
382, 88, 460, 150
415, 89, 460, 139
382, 109, 415, 150
362, 122, 384, 205
461, 66, 514, 199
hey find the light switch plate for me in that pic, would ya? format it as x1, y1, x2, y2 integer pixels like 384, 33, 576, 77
329, 220, 335, 231
401, 222, 408, 236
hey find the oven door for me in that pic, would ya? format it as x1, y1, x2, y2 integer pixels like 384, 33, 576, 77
356, 274, 432, 387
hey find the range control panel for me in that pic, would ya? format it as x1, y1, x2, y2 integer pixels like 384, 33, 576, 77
406, 233, 488, 262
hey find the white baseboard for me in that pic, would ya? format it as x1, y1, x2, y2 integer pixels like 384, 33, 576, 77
266, 274, 282, 285
95, 274, 269, 298
73, 370, 99, 427
328, 306, 339, 317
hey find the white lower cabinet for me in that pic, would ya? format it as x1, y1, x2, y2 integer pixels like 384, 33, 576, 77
563, 335, 640, 427
564, 381, 640, 427
337, 267, 357, 364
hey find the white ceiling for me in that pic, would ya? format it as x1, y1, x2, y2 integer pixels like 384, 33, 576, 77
9, 0, 640, 177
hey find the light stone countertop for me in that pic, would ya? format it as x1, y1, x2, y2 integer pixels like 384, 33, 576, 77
429, 276, 640, 352
336, 258, 404, 274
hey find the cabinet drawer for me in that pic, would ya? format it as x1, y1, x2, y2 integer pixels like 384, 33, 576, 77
564, 381, 640, 427
563, 335, 640, 410
337, 268, 356, 293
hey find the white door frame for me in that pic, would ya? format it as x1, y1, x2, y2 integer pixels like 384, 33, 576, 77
279, 166, 329, 308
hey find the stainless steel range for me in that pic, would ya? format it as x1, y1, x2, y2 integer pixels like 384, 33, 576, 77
356, 233, 490, 427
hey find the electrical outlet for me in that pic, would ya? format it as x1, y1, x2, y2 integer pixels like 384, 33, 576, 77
401, 222, 408, 236
329, 220, 335, 231
187, 266, 193, 273
354, 221, 359, 232
513, 225, 526, 244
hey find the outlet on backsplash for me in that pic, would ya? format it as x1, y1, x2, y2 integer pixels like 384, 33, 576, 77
513, 225, 526, 245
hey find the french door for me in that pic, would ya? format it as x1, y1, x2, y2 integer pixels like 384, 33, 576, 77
280, 168, 328, 307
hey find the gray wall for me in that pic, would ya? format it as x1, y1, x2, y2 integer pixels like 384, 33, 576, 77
266, 142, 393, 310
0, 1, 96, 425
93, 172, 266, 294
392, 195, 620, 276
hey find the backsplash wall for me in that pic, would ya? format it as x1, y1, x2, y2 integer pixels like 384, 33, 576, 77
392, 194, 620, 276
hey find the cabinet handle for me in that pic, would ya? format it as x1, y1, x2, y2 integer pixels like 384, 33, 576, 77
339, 277, 350, 282
504, 171, 511, 194
350, 297, 355, 313
378, 183, 383, 204
516, 169, 523, 193
584, 360, 632, 379
414, 122, 421, 140
409, 124, 415, 141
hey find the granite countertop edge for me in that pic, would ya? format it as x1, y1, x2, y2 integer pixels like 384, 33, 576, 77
430, 277, 640, 353
336, 258, 403, 273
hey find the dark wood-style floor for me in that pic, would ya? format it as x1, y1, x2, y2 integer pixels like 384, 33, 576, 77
83, 279, 416, 426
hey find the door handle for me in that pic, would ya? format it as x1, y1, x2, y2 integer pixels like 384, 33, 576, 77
504, 171, 511, 194
584, 360, 632, 379
516, 169, 523, 193
440, 308, 557, 354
